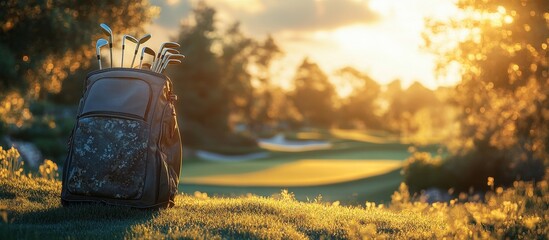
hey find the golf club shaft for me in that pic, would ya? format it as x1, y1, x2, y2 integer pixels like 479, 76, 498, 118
109, 41, 113, 68
121, 44, 125, 67
130, 44, 140, 68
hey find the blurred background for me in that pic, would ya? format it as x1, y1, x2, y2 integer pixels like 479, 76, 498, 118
0, 0, 547, 204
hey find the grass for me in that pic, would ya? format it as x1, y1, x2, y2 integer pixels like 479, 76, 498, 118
180, 139, 431, 203
1, 173, 548, 239
184, 159, 401, 186
180, 169, 403, 204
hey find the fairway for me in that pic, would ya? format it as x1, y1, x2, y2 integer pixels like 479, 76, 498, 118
178, 138, 428, 203
183, 159, 402, 186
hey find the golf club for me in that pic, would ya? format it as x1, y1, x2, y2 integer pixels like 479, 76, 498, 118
139, 47, 156, 69
154, 42, 180, 70
160, 59, 182, 74
96, 39, 109, 70
99, 23, 113, 68
141, 63, 152, 70
158, 53, 184, 72
121, 35, 138, 68
130, 34, 152, 68
154, 48, 180, 72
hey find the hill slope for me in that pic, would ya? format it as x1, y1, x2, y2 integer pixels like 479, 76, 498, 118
1, 175, 547, 239
0, 176, 446, 239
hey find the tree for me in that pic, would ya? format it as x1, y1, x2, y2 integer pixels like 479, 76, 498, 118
0, 0, 158, 96
290, 58, 336, 128
0, 0, 157, 130
169, 2, 283, 146
218, 22, 255, 131
415, 0, 548, 190
336, 67, 382, 129
245, 35, 283, 132
169, 2, 229, 147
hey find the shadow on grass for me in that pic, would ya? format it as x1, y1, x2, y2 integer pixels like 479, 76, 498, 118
0, 203, 158, 239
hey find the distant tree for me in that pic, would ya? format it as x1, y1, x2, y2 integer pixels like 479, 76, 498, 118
382, 81, 439, 133
409, 0, 548, 190
336, 67, 382, 129
290, 58, 336, 128
169, 2, 230, 147
246, 35, 283, 131
402, 82, 439, 115
382, 80, 405, 132
218, 24, 282, 133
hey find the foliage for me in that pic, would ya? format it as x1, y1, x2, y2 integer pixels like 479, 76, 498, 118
336, 67, 382, 129
170, 2, 284, 147
0, 146, 23, 178
0, 0, 158, 96
421, 0, 548, 190
171, 2, 225, 147
38, 159, 58, 181
290, 58, 337, 128
402, 151, 451, 192
6, 101, 75, 162
391, 180, 549, 239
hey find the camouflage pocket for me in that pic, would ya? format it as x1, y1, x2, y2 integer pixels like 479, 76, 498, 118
67, 116, 149, 199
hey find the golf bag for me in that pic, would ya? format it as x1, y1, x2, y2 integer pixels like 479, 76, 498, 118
61, 68, 182, 208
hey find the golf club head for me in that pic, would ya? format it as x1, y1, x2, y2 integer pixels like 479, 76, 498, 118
160, 59, 182, 73
123, 35, 138, 45
159, 54, 181, 71
100, 23, 114, 68
139, 47, 156, 69
155, 48, 180, 71
141, 63, 152, 70
162, 53, 185, 67
156, 42, 180, 58
168, 54, 185, 61
121, 35, 138, 67
138, 34, 152, 44
130, 34, 153, 68
100, 23, 112, 36
96, 38, 109, 70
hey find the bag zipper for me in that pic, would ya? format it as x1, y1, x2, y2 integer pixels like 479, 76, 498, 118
79, 111, 146, 122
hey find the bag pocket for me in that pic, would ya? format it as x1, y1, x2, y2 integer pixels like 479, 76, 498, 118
67, 116, 149, 199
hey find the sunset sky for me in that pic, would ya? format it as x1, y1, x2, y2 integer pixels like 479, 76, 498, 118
145, 0, 461, 94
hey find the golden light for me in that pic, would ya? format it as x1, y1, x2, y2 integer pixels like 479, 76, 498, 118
504, 15, 513, 24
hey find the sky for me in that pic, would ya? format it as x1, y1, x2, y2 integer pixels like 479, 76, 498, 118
144, 0, 461, 94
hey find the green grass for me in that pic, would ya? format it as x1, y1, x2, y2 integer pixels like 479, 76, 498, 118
0, 176, 444, 239
180, 139, 438, 204
1, 175, 547, 239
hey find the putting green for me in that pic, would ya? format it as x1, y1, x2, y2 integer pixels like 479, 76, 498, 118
330, 129, 399, 143
182, 159, 401, 187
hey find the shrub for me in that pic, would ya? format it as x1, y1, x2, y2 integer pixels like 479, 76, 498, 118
0, 146, 24, 178
402, 151, 457, 192
38, 159, 59, 180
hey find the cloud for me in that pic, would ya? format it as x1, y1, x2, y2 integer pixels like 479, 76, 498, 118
149, 0, 378, 35
149, 0, 193, 29
228, 0, 379, 34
